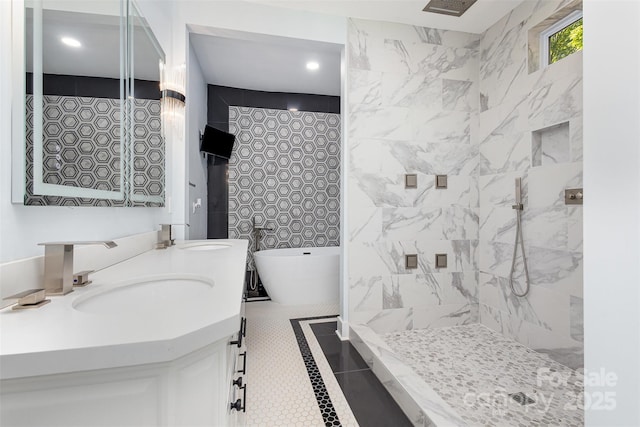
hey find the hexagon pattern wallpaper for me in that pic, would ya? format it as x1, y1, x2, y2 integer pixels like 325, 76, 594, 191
25, 95, 164, 206
228, 106, 341, 268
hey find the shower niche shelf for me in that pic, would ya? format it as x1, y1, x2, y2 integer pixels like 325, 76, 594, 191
532, 121, 570, 167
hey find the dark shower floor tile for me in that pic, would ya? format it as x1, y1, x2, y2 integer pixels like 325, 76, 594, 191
314, 333, 369, 373
311, 321, 412, 427
333, 369, 413, 427
310, 320, 338, 336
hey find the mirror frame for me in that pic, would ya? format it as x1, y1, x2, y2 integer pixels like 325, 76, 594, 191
11, 0, 26, 203
128, 0, 166, 205
11, 0, 166, 205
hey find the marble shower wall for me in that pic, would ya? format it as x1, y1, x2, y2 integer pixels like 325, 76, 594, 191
477, 1, 584, 369
347, 19, 481, 333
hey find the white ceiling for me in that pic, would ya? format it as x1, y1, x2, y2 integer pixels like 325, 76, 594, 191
190, 0, 525, 97
243, 0, 527, 34
190, 30, 342, 96
26, 9, 163, 81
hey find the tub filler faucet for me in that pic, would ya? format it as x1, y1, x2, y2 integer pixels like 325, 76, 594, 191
38, 241, 117, 296
252, 218, 274, 252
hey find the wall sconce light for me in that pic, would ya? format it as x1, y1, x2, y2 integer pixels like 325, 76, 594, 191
161, 89, 186, 104
160, 63, 186, 138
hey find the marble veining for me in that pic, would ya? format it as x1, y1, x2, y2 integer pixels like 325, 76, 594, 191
348, 2, 582, 370
382, 72, 442, 109
348, 15, 482, 332
382, 272, 478, 310
348, 69, 383, 107
383, 324, 584, 426
349, 323, 467, 427
382, 207, 478, 241
388, 142, 479, 176
443, 79, 479, 112
477, 0, 583, 369
479, 17, 528, 111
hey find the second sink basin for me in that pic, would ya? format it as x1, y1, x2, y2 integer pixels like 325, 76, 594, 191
72, 274, 215, 315
179, 242, 232, 251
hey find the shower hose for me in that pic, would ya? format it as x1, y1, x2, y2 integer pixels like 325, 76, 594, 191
509, 203, 531, 297
249, 269, 258, 292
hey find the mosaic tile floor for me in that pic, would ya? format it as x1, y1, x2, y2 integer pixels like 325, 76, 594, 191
383, 324, 585, 427
244, 302, 359, 427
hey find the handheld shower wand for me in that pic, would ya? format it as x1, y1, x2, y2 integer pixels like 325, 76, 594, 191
509, 178, 531, 297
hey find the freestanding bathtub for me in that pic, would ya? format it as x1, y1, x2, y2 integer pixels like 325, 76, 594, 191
253, 247, 340, 305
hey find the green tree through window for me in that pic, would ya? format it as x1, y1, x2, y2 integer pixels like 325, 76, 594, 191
549, 18, 583, 64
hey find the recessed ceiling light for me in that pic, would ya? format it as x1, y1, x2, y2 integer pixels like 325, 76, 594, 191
306, 61, 319, 71
61, 37, 81, 48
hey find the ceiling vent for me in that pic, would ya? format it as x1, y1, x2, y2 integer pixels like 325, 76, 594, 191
422, 0, 478, 16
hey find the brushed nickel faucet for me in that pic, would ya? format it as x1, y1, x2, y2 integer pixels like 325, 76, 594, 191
252, 217, 274, 252
157, 223, 189, 249
157, 224, 174, 249
37, 241, 117, 295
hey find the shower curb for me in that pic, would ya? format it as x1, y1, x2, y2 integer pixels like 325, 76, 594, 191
349, 323, 467, 427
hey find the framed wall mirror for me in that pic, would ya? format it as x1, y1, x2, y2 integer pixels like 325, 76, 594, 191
12, 0, 165, 207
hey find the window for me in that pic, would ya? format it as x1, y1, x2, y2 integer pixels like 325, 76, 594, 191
541, 10, 583, 67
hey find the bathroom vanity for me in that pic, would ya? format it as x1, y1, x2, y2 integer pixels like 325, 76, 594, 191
0, 240, 248, 427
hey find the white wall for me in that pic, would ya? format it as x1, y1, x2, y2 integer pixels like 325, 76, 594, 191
186, 40, 208, 239
0, 0, 173, 264
584, 1, 640, 425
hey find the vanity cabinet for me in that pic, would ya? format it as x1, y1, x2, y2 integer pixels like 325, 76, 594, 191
0, 239, 250, 426
1, 331, 241, 426
227, 302, 248, 426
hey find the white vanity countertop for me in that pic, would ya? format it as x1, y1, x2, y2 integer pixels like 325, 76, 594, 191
0, 239, 248, 380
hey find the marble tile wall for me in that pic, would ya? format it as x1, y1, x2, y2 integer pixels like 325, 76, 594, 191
478, 1, 583, 369
347, 19, 481, 332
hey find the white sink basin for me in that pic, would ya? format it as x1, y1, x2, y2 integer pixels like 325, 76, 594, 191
179, 242, 232, 251
72, 274, 215, 315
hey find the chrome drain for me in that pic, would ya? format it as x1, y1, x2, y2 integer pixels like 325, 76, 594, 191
509, 392, 536, 406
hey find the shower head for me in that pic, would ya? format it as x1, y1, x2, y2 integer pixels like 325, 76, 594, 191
513, 178, 523, 210
422, 0, 478, 17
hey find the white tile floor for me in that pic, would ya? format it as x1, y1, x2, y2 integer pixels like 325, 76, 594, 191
244, 301, 358, 427
244, 302, 584, 427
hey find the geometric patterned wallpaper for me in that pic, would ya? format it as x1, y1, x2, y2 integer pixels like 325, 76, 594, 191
25, 94, 164, 207
228, 106, 341, 269
131, 98, 164, 202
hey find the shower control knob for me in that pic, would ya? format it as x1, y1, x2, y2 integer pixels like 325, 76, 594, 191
576, 192, 583, 200
569, 193, 576, 200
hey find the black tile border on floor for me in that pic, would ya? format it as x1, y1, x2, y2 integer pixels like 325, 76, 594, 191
290, 315, 341, 427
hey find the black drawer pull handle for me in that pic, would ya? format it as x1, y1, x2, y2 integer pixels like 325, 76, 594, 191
230, 399, 243, 411
237, 351, 247, 374
242, 384, 247, 412
233, 377, 243, 388
229, 385, 247, 412
230, 317, 246, 348
230, 334, 242, 348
